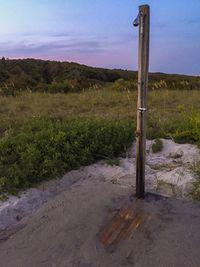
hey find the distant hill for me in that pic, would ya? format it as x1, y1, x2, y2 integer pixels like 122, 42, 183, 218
0, 58, 199, 95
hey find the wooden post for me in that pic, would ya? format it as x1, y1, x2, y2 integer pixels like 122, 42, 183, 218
135, 5, 150, 198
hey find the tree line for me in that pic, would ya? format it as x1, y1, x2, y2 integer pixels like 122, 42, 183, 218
0, 58, 199, 95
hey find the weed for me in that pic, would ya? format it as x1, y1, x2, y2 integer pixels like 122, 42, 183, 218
0, 194, 8, 201
191, 165, 200, 201
105, 158, 120, 166
152, 138, 163, 153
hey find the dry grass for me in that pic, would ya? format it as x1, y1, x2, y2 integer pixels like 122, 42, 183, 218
0, 89, 200, 127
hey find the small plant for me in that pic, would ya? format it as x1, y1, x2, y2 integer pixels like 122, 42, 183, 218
105, 158, 120, 166
152, 138, 163, 153
0, 194, 8, 201
191, 165, 200, 201
0, 83, 18, 97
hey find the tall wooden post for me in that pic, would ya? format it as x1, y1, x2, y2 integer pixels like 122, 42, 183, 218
134, 5, 150, 198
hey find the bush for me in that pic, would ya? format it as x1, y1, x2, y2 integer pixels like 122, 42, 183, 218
172, 130, 199, 144
110, 79, 137, 91
0, 118, 134, 194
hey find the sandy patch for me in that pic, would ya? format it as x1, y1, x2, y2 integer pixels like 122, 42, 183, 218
0, 139, 199, 231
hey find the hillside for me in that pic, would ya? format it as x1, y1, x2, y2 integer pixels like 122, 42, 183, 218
0, 58, 199, 95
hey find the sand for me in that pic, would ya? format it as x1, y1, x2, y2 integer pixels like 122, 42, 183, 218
1, 139, 199, 232
0, 179, 200, 267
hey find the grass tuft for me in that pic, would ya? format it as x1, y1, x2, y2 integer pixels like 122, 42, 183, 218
191, 165, 200, 201
105, 158, 120, 166
152, 138, 163, 153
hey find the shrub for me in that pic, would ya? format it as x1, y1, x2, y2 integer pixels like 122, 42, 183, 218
0, 118, 134, 194
172, 130, 199, 144
110, 79, 137, 91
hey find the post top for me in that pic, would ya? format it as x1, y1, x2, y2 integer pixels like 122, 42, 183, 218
139, 5, 150, 12
139, 4, 150, 8
139, 5, 150, 15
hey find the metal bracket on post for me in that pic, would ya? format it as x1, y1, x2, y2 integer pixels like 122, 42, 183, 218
138, 107, 147, 112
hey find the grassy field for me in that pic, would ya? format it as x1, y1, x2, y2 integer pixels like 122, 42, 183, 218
1, 89, 200, 142
0, 89, 200, 198
1, 89, 200, 125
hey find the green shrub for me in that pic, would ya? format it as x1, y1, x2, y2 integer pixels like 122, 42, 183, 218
152, 138, 163, 153
0, 118, 134, 194
110, 79, 137, 91
172, 130, 199, 144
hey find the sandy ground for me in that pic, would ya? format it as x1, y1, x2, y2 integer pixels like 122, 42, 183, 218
0, 139, 200, 231
0, 139, 200, 266
0, 177, 200, 267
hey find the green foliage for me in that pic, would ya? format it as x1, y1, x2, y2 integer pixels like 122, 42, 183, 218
0, 58, 136, 94
0, 58, 199, 95
0, 118, 134, 194
110, 79, 137, 91
152, 138, 163, 153
172, 130, 199, 144
0, 193, 8, 201
191, 165, 200, 201
0, 88, 200, 196
171, 113, 200, 146
105, 158, 120, 166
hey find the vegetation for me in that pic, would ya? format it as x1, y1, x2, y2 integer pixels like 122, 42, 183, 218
0, 119, 134, 195
105, 158, 121, 166
0, 59, 199, 197
0, 89, 199, 196
0, 58, 199, 95
191, 166, 200, 201
152, 138, 163, 153
1, 89, 200, 133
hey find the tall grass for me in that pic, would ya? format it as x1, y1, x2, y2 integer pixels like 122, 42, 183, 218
0, 89, 200, 128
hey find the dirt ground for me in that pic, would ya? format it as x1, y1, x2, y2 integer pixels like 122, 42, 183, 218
0, 175, 200, 267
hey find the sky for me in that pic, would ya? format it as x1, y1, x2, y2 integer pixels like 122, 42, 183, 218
0, 0, 199, 75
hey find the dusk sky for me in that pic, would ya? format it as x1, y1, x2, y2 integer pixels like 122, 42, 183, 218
0, 0, 199, 75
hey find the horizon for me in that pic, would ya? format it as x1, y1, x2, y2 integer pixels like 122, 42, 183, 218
2, 57, 199, 77
0, 0, 200, 75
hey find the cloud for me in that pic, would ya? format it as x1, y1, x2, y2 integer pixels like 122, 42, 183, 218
0, 29, 136, 59
0, 30, 137, 70
49, 32, 74, 38
20, 31, 75, 38
0, 37, 108, 59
